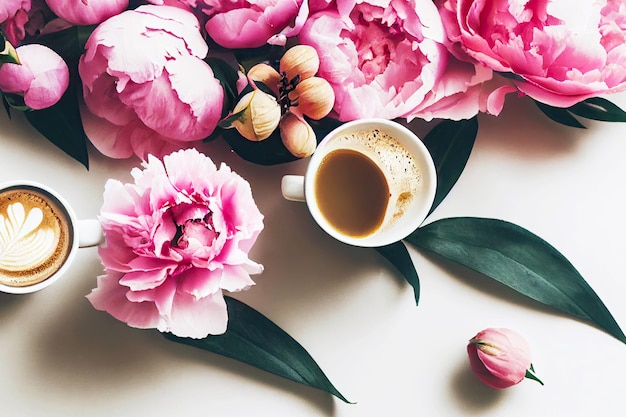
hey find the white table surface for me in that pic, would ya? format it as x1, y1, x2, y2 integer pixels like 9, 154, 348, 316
2, 92, 626, 417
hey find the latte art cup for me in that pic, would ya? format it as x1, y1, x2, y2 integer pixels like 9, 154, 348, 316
281, 118, 437, 247
0, 181, 103, 294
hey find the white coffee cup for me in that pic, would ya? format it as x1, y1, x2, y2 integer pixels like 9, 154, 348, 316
0, 180, 103, 294
281, 118, 436, 247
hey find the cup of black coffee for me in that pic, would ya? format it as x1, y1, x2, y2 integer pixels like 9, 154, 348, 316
281, 119, 437, 247
0, 181, 103, 294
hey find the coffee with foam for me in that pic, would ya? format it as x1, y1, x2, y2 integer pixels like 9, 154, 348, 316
0, 186, 73, 287
316, 128, 421, 235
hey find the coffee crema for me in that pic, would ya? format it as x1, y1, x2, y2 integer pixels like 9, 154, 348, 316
315, 149, 390, 238
0, 187, 72, 287
313, 127, 421, 239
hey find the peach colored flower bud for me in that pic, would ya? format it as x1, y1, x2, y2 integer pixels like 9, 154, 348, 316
247, 63, 281, 96
290, 76, 335, 120
279, 45, 320, 82
280, 112, 317, 158
467, 328, 543, 389
229, 89, 281, 141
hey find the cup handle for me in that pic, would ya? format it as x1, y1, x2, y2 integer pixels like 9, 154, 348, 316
77, 219, 104, 248
281, 175, 306, 202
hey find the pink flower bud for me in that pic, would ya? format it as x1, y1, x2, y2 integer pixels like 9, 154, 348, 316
0, 43, 69, 110
467, 328, 543, 389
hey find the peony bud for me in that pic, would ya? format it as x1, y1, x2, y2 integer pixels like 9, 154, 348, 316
290, 76, 335, 120
228, 89, 281, 141
0, 44, 69, 110
247, 63, 281, 96
467, 328, 543, 389
279, 45, 320, 82
280, 112, 317, 158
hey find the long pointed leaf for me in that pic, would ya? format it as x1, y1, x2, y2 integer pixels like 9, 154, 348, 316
423, 117, 477, 216
406, 217, 626, 345
163, 296, 351, 403
568, 97, 626, 122
375, 241, 420, 305
24, 80, 89, 168
535, 101, 586, 128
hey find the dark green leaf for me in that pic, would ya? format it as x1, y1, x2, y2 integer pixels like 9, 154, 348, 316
407, 217, 626, 345
24, 78, 89, 168
164, 296, 351, 403
525, 365, 544, 386
535, 101, 586, 128
206, 57, 241, 118
423, 117, 477, 215
568, 97, 626, 122
34, 25, 95, 64
375, 241, 420, 305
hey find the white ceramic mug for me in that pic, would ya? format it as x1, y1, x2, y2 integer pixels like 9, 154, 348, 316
0, 180, 103, 294
281, 118, 437, 247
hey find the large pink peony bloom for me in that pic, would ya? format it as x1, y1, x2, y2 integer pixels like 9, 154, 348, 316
0, 43, 69, 109
467, 328, 534, 389
78, 5, 224, 159
299, 0, 513, 121
46, 0, 128, 25
87, 148, 265, 339
438, 0, 626, 108
201, 0, 306, 48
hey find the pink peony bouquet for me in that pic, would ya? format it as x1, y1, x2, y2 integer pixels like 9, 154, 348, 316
1, 0, 625, 165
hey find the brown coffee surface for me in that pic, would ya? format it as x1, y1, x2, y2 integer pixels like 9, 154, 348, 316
0, 187, 72, 287
315, 149, 390, 238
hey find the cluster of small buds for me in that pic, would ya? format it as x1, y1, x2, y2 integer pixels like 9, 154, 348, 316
231, 45, 335, 158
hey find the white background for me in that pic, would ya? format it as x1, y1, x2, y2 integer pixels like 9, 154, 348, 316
1, 91, 626, 416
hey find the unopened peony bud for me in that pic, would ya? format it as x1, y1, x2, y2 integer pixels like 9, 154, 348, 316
280, 112, 317, 158
0, 44, 69, 110
279, 45, 320, 82
467, 328, 543, 389
290, 77, 335, 120
247, 63, 281, 96
228, 89, 281, 141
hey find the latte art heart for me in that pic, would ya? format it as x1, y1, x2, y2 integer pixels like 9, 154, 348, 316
0, 202, 57, 272
0, 187, 72, 288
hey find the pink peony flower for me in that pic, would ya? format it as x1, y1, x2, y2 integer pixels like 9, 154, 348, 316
78, 5, 224, 159
299, 0, 513, 122
1, 0, 30, 45
438, 0, 626, 108
0, 43, 69, 109
46, 0, 128, 25
87, 148, 265, 339
467, 328, 541, 389
201, 0, 307, 48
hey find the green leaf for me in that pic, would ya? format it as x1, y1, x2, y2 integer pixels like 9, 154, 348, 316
406, 217, 626, 345
206, 56, 241, 118
35, 24, 96, 64
535, 101, 586, 128
525, 365, 544, 386
24, 78, 89, 168
375, 241, 420, 305
422, 117, 478, 215
163, 296, 351, 403
568, 97, 626, 122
